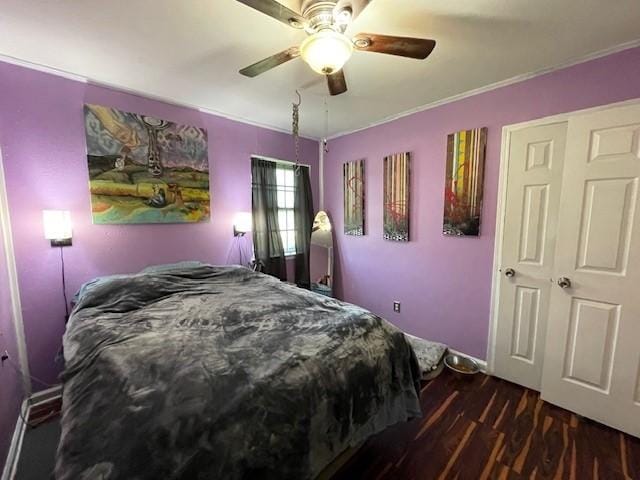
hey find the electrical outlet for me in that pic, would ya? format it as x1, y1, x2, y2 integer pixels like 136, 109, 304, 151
393, 301, 401, 313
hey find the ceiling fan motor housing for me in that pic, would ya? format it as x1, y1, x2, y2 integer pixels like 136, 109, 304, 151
303, 1, 347, 33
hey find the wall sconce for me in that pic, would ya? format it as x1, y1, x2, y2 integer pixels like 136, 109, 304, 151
233, 212, 252, 237
43, 210, 72, 247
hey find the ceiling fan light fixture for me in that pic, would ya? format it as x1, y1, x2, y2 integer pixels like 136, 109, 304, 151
300, 29, 353, 75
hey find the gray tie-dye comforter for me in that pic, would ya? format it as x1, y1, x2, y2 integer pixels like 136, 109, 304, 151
56, 265, 422, 480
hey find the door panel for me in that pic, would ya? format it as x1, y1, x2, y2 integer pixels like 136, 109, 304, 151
519, 185, 548, 264
576, 178, 637, 273
493, 122, 567, 390
541, 103, 640, 437
563, 298, 619, 391
588, 124, 640, 163
511, 286, 539, 362
526, 141, 553, 170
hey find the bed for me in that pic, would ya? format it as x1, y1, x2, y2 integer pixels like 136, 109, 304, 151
55, 265, 422, 479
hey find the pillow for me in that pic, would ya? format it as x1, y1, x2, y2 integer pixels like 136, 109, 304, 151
74, 262, 206, 303
74, 273, 135, 303
140, 261, 206, 273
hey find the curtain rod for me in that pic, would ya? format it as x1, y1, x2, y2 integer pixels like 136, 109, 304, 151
251, 154, 310, 169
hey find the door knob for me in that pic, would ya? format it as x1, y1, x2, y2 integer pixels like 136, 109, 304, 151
504, 268, 515, 278
557, 277, 572, 289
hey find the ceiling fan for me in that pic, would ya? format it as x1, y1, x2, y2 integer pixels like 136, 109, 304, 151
236, 0, 436, 96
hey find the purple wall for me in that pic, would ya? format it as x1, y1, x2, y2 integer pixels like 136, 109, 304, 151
0, 61, 319, 389
0, 211, 23, 469
324, 46, 640, 359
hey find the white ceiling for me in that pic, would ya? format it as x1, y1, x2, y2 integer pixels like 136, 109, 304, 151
1, 0, 639, 138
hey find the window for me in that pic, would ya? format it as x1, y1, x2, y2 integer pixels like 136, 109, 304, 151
251, 158, 309, 257
276, 165, 297, 255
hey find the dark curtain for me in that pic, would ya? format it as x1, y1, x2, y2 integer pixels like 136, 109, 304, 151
294, 166, 314, 288
252, 158, 287, 280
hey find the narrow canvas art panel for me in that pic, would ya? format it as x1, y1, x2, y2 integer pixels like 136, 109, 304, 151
383, 152, 410, 242
343, 159, 365, 235
443, 127, 487, 236
84, 104, 210, 224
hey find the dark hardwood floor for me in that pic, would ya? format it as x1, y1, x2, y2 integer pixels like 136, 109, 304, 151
332, 370, 640, 480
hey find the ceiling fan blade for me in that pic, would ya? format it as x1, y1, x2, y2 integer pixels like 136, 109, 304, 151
239, 47, 300, 77
334, 0, 372, 22
327, 70, 348, 96
353, 33, 436, 59
236, 0, 306, 28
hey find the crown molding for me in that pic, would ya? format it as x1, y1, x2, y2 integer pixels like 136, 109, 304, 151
0, 53, 319, 141
0, 53, 87, 83
328, 38, 640, 140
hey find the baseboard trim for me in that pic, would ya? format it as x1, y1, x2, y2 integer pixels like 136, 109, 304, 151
29, 385, 62, 408
1, 386, 62, 480
447, 348, 488, 373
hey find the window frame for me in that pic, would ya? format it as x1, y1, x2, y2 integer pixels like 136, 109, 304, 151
251, 156, 310, 258
276, 164, 297, 256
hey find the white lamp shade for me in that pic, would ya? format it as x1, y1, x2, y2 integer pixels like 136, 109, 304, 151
233, 212, 252, 234
43, 210, 72, 240
300, 30, 353, 75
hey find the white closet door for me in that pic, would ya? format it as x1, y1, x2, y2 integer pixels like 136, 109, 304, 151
541, 103, 640, 437
493, 122, 567, 390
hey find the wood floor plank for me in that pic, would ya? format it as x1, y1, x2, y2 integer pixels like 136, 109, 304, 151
397, 414, 474, 479
514, 416, 568, 479
568, 438, 577, 480
538, 398, 573, 426
414, 391, 459, 440
332, 371, 638, 480
486, 462, 526, 480
436, 420, 477, 480
577, 417, 628, 478
622, 432, 640, 478
484, 380, 527, 430
511, 398, 543, 474
536, 418, 568, 479
457, 375, 500, 422
479, 430, 505, 480
448, 422, 503, 480
497, 390, 539, 469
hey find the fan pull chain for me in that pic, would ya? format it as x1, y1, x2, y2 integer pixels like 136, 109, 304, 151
323, 97, 329, 154
293, 90, 301, 176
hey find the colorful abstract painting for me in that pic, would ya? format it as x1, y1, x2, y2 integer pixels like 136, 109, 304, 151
343, 159, 365, 235
84, 104, 209, 224
443, 127, 487, 236
383, 152, 410, 242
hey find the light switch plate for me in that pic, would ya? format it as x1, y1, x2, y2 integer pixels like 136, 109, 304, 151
393, 301, 401, 313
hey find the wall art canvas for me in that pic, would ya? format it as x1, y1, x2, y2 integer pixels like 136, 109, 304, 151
443, 127, 487, 236
343, 159, 365, 236
84, 104, 210, 224
383, 152, 410, 242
